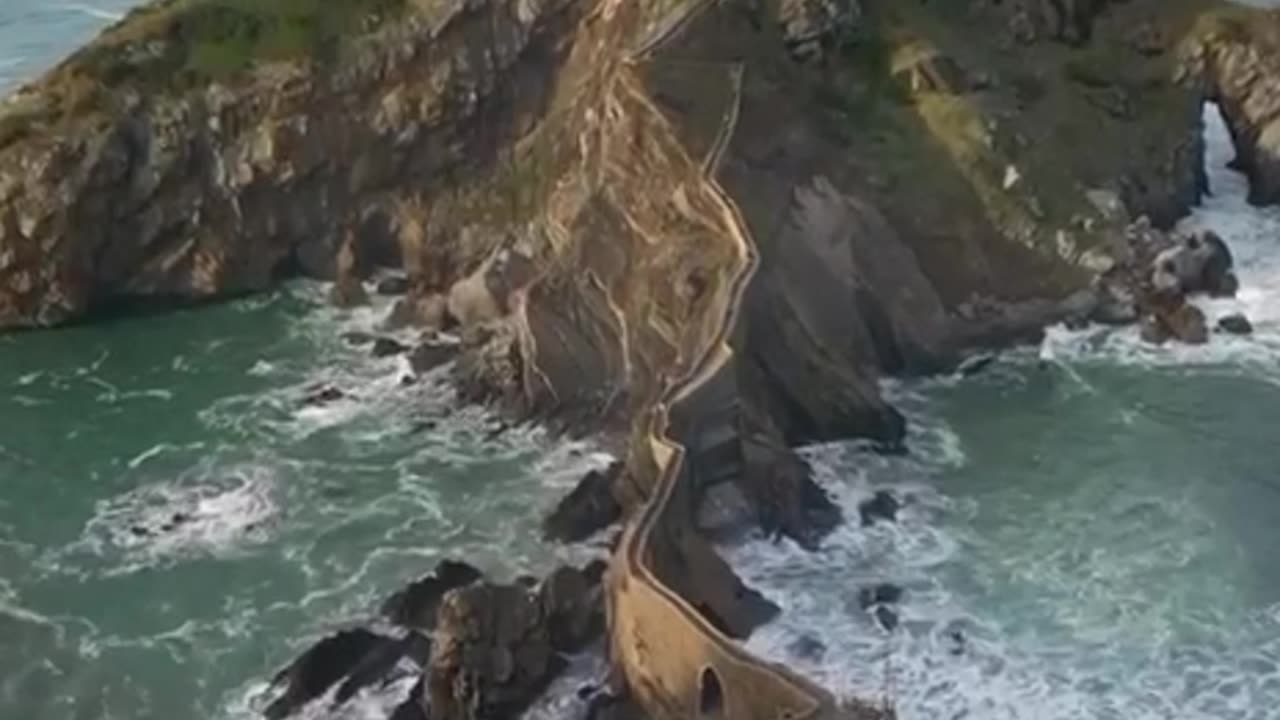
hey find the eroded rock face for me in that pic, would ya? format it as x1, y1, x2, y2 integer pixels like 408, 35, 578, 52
427, 564, 606, 720
0, 0, 592, 328
543, 463, 624, 543
1186, 7, 1280, 205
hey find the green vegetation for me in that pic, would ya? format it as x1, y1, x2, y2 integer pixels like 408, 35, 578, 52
92, 0, 408, 84
0, 0, 409, 148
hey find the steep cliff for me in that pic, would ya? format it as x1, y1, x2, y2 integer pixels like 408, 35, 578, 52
2, 0, 1277, 718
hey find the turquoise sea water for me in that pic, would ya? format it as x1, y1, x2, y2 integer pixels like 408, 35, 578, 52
0, 285, 606, 719
5, 3, 1280, 720
730, 107, 1280, 719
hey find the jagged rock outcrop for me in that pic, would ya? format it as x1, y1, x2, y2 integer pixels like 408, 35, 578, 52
428, 564, 607, 719
0, 0, 593, 327
266, 560, 604, 720
1183, 5, 1280, 205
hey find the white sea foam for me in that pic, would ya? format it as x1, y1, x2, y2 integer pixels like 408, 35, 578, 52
71, 464, 279, 569
1042, 104, 1280, 383
729, 389, 1280, 719
57, 3, 124, 22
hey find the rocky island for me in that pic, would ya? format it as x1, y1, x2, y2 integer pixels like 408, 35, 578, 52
4, 0, 1280, 718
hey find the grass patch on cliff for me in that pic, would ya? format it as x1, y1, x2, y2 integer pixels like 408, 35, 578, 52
0, 0, 409, 147
107, 0, 407, 82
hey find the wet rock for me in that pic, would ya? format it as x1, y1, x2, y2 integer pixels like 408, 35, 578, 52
873, 605, 899, 632
542, 463, 623, 543
329, 237, 371, 309
1151, 231, 1235, 298
1091, 286, 1139, 326
787, 634, 827, 661
372, 337, 410, 358
385, 293, 451, 331
859, 490, 900, 527
265, 629, 387, 719
427, 580, 565, 719
388, 677, 428, 720
585, 692, 650, 720
381, 560, 483, 630
376, 276, 412, 296
858, 583, 905, 610
409, 340, 458, 374
341, 331, 377, 347
1163, 303, 1209, 345
538, 564, 605, 652
1217, 313, 1254, 335
302, 384, 346, 406
1140, 313, 1170, 345
334, 633, 431, 705
738, 420, 841, 550
956, 353, 996, 377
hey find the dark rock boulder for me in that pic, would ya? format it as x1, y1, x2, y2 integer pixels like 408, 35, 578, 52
1142, 301, 1208, 345
1151, 231, 1236, 297
538, 564, 605, 653
409, 340, 459, 374
1217, 313, 1254, 335
388, 677, 429, 720
372, 337, 411, 358
585, 692, 651, 720
333, 633, 431, 706
787, 635, 828, 661
381, 560, 484, 631
377, 276, 413, 296
329, 238, 371, 309
542, 463, 623, 543
264, 629, 388, 719
858, 583, 905, 610
302, 384, 347, 407
859, 491, 901, 527
738, 419, 841, 550
341, 331, 377, 347
873, 605, 899, 633
427, 582, 560, 720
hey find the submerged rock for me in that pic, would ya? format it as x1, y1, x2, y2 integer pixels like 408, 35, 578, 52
330, 238, 371, 309
341, 331, 377, 347
372, 337, 410, 358
858, 583, 905, 610
873, 605, 899, 633
788, 635, 828, 661
302, 384, 347, 406
1217, 313, 1254, 335
859, 491, 901, 527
